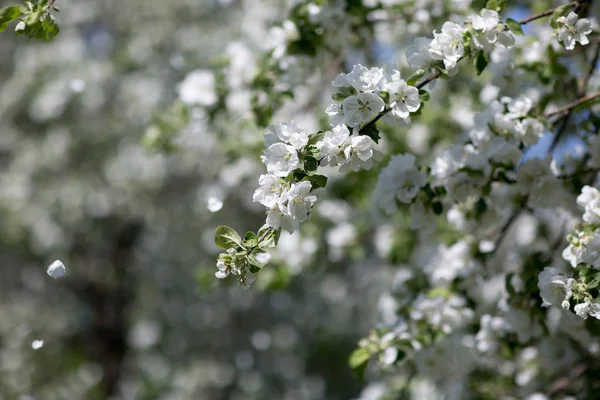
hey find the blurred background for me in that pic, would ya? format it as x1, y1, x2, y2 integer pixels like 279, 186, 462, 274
0, 1, 398, 398
4, 0, 586, 398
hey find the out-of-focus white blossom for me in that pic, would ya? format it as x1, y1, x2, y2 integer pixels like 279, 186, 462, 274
47, 260, 66, 279
177, 69, 218, 106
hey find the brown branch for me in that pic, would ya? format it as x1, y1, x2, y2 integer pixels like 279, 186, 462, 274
517, 1, 580, 25
543, 91, 600, 119
580, 42, 600, 97
494, 196, 528, 250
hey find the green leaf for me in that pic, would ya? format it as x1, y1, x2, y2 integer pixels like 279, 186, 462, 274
332, 92, 346, 101
242, 231, 258, 248
485, 0, 506, 12
418, 89, 430, 102
379, 91, 390, 104
406, 69, 425, 86
0, 5, 25, 32
247, 248, 269, 273
475, 51, 489, 75
348, 347, 370, 381
214, 226, 242, 250
587, 275, 600, 290
303, 156, 318, 174
17, 10, 60, 41
307, 131, 324, 146
303, 174, 327, 190
257, 225, 280, 249
505, 18, 523, 36
505, 272, 516, 296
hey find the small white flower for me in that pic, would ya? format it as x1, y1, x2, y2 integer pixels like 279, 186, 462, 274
215, 260, 230, 279
253, 174, 283, 208
47, 260, 66, 279
581, 233, 600, 268
406, 37, 434, 70
333, 64, 384, 92
268, 121, 309, 150
340, 134, 380, 172
261, 143, 300, 177
317, 124, 350, 167
386, 79, 420, 124
470, 9, 515, 50
342, 93, 385, 128
429, 22, 465, 72
373, 153, 427, 214
537, 267, 574, 307
267, 181, 318, 233
31, 340, 44, 350
574, 301, 600, 319
556, 12, 593, 51
577, 186, 600, 224
325, 103, 344, 126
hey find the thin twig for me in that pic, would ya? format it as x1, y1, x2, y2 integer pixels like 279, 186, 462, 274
547, 363, 588, 395
548, 110, 572, 153
543, 91, 600, 119
580, 42, 600, 97
494, 197, 527, 250
517, 1, 580, 25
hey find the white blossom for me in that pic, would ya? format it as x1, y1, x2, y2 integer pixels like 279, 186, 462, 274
261, 143, 300, 177
429, 22, 465, 72
215, 259, 230, 279
340, 134, 380, 172
386, 79, 420, 125
333, 64, 384, 92
342, 93, 385, 128
266, 181, 317, 233
268, 121, 309, 150
470, 9, 515, 50
406, 37, 434, 70
317, 124, 350, 167
177, 69, 217, 106
253, 174, 283, 208
47, 260, 66, 279
556, 12, 593, 51
574, 301, 600, 319
537, 267, 574, 308
577, 186, 600, 224
373, 153, 427, 214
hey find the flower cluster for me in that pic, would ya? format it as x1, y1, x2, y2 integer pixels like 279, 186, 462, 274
562, 186, 600, 269
330, 64, 421, 128
407, 8, 515, 74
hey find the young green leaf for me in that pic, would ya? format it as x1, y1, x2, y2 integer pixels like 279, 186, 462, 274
303, 174, 327, 190
505, 18, 523, 36
418, 89, 430, 102
303, 156, 318, 174
214, 226, 242, 250
475, 51, 489, 75
0, 5, 25, 32
348, 348, 370, 381
242, 231, 258, 248
406, 69, 426, 86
